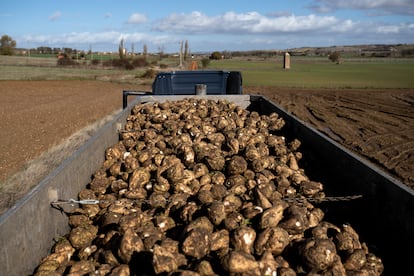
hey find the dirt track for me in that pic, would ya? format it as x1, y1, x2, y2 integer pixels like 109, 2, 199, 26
0, 80, 413, 213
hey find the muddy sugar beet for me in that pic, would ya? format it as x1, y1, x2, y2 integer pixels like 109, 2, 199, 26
35, 98, 384, 275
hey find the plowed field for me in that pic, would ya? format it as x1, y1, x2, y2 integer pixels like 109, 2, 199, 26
248, 87, 414, 188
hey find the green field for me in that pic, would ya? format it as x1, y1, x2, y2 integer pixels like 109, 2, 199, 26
209, 57, 414, 89
1, 55, 413, 89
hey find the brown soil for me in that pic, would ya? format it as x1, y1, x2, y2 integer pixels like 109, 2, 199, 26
246, 86, 414, 188
0, 80, 413, 214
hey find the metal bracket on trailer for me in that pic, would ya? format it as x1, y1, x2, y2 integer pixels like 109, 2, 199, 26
122, 90, 151, 109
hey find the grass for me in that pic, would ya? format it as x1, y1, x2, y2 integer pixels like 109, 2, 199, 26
209, 57, 414, 89
1, 55, 414, 89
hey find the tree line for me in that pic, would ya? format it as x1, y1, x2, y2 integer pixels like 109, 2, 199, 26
3, 34, 414, 60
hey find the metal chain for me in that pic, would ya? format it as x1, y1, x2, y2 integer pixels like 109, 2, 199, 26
118, 129, 141, 133
51, 195, 362, 206
282, 195, 363, 203
51, 199, 101, 205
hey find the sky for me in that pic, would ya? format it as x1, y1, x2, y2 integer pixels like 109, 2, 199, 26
1, 0, 413, 53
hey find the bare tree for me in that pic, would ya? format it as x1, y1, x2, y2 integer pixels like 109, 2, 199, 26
89, 45, 93, 61
143, 44, 148, 57
184, 40, 189, 61
179, 41, 183, 67
158, 45, 164, 60
118, 38, 125, 60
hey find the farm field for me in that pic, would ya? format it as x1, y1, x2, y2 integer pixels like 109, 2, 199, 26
0, 55, 413, 214
210, 57, 414, 88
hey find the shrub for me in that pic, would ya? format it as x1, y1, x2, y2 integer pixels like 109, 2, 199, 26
142, 68, 157, 79
124, 62, 134, 70
201, 58, 210, 68
102, 59, 113, 67
57, 55, 77, 66
111, 58, 128, 68
131, 57, 148, 68
328, 51, 341, 64
91, 59, 100, 66
107, 58, 135, 69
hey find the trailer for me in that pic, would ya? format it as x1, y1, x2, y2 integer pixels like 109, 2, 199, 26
0, 71, 413, 275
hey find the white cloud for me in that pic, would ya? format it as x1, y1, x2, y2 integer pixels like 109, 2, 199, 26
49, 11, 61, 21
21, 31, 171, 49
375, 22, 414, 35
309, 0, 414, 15
153, 11, 212, 33
376, 25, 400, 34
153, 11, 353, 34
127, 13, 147, 24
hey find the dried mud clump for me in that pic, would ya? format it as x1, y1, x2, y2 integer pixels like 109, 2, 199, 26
35, 98, 383, 275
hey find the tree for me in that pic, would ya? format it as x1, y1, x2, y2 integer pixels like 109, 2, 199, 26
143, 44, 148, 57
157, 45, 164, 60
0, 35, 16, 55
119, 38, 126, 60
63, 47, 73, 55
184, 40, 189, 61
210, 51, 222, 60
179, 41, 183, 68
89, 45, 93, 60
328, 51, 341, 64
37, 46, 52, 54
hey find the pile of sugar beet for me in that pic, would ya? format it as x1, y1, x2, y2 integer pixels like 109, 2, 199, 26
35, 98, 384, 276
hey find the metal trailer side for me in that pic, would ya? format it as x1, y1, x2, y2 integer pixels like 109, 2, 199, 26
0, 97, 135, 276
0, 95, 412, 275
249, 95, 414, 275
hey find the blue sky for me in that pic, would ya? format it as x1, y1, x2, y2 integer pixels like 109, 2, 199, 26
1, 0, 413, 53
